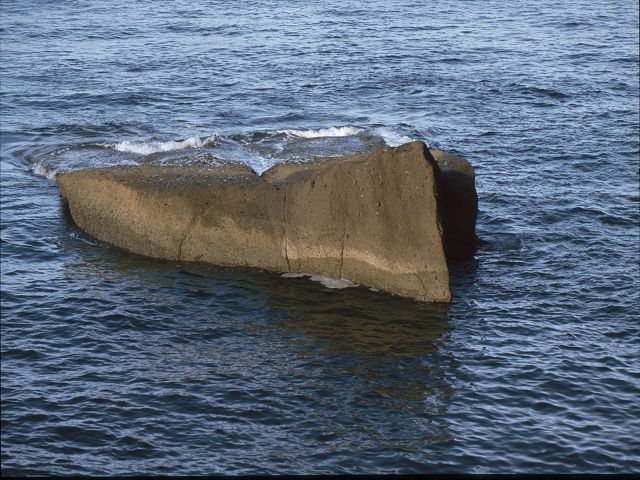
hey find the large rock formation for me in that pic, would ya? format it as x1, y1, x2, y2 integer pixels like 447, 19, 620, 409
57, 141, 476, 302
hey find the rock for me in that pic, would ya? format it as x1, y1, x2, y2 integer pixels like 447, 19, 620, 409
430, 149, 478, 260
57, 141, 477, 302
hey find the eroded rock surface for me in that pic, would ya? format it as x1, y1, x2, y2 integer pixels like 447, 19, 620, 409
58, 141, 477, 302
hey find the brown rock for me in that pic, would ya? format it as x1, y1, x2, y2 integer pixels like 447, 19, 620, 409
58, 141, 477, 302
430, 149, 478, 260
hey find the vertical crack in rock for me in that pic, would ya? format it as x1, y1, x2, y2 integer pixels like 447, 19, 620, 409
431, 166, 445, 239
178, 215, 200, 261
283, 190, 291, 272
415, 273, 428, 298
338, 193, 347, 279
178, 204, 212, 261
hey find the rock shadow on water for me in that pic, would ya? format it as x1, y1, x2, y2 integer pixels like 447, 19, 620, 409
266, 276, 451, 360
178, 261, 456, 419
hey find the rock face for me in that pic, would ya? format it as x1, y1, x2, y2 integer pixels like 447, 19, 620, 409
430, 149, 478, 260
57, 141, 477, 302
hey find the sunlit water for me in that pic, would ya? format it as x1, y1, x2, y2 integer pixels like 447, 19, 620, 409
1, 0, 639, 474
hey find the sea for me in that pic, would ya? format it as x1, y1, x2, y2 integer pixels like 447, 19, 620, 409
1, 0, 639, 474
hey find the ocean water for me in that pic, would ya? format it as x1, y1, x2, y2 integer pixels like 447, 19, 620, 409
1, 0, 639, 474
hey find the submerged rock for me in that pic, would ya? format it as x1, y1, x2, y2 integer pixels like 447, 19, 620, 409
57, 141, 476, 302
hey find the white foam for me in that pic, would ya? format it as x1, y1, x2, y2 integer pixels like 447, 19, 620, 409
310, 275, 358, 289
374, 127, 415, 147
105, 134, 219, 155
31, 160, 57, 180
278, 126, 364, 139
219, 147, 275, 176
282, 272, 358, 289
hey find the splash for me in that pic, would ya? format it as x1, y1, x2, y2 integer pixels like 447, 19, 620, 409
31, 160, 58, 180
373, 127, 416, 147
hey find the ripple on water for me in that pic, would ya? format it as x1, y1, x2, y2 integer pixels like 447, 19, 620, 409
2, 0, 640, 475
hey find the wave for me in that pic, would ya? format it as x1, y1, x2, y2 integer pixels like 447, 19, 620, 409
100, 126, 417, 157
103, 134, 219, 155
27, 126, 423, 179
277, 125, 418, 148
31, 160, 58, 180
373, 127, 415, 147
278, 126, 364, 138
512, 84, 570, 99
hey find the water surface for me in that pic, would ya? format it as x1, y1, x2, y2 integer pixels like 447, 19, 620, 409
1, 0, 639, 474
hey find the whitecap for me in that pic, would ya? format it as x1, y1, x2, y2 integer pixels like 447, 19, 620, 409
278, 126, 365, 138
104, 133, 219, 155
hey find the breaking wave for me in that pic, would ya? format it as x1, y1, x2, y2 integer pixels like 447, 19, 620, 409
104, 134, 219, 155
276, 125, 417, 147
23, 126, 425, 178
278, 126, 365, 138
373, 127, 416, 147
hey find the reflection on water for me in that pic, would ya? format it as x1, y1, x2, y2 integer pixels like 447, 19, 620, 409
54, 230, 458, 453
270, 293, 448, 358
180, 261, 457, 441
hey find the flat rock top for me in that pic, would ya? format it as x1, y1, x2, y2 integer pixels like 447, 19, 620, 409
261, 149, 374, 185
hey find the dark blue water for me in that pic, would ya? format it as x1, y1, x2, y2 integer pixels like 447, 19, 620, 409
1, 0, 639, 474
